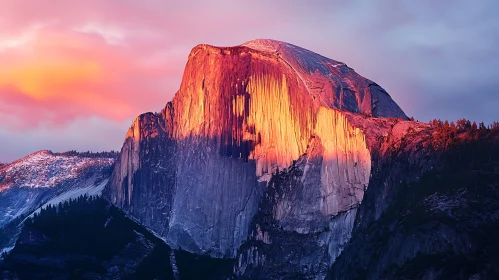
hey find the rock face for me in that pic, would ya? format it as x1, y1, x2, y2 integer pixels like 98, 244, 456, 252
106, 38, 407, 264
234, 158, 360, 279
233, 115, 401, 279
241, 39, 406, 118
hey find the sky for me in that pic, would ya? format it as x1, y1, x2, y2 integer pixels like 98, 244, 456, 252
0, 0, 498, 162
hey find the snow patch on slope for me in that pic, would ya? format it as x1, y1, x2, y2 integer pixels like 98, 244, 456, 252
1, 176, 111, 255
0, 246, 14, 259
29, 179, 109, 218
0, 150, 114, 191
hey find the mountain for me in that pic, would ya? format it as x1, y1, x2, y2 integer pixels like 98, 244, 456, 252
0, 150, 115, 254
106, 39, 406, 262
104, 39, 499, 279
103, 38, 409, 278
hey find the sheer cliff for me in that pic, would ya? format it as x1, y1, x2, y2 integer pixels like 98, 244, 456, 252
106, 39, 407, 262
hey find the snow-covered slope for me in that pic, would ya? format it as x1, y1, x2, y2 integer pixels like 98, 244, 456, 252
29, 178, 109, 218
0, 150, 113, 191
0, 150, 115, 252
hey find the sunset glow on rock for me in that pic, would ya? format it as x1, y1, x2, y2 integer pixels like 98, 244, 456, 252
107, 39, 403, 258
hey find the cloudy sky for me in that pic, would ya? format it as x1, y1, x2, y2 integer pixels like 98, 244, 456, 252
1, 0, 498, 162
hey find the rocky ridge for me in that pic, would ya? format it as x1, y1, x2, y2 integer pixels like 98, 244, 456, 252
0, 150, 113, 192
329, 121, 499, 279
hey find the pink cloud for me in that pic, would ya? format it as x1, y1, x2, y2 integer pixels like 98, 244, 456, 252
0, 0, 288, 132
0, 19, 182, 130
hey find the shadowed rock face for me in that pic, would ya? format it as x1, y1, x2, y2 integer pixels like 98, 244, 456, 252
106, 39, 407, 259
107, 108, 175, 239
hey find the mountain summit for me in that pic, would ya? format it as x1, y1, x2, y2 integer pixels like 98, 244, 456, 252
241, 39, 406, 118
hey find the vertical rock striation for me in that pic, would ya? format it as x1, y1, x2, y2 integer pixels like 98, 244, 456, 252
106, 39, 407, 265
108, 107, 176, 238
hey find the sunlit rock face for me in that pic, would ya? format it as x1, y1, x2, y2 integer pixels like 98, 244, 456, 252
107, 39, 406, 259
242, 39, 407, 118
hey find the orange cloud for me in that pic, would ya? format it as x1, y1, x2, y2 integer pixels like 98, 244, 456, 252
0, 60, 102, 100
0, 26, 181, 130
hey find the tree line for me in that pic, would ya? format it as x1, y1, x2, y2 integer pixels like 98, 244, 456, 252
428, 118, 499, 149
51, 150, 119, 159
